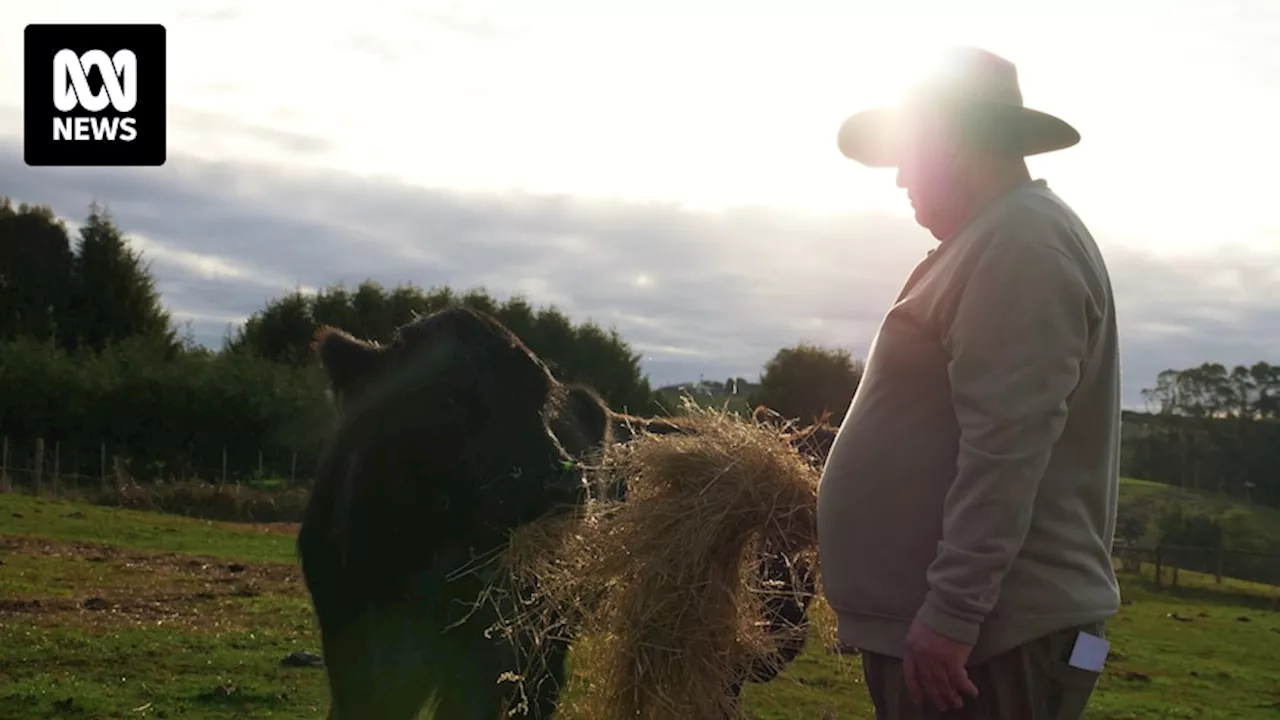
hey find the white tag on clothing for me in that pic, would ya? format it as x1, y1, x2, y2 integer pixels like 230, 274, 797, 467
1067, 631, 1110, 672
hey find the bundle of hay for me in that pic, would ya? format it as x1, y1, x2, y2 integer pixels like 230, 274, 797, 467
486, 404, 824, 720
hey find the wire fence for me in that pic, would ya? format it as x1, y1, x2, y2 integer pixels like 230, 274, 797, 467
1112, 540, 1280, 590
0, 435, 312, 497
0, 435, 315, 524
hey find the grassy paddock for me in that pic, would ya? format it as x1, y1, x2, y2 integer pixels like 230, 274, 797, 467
9, 480, 313, 525
2, 494, 1280, 719
10, 473, 1278, 553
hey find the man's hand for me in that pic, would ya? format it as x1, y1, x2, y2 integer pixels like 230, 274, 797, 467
903, 616, 980, 711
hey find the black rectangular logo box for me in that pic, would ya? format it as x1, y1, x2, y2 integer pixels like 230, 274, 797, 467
24, 23, 167, 167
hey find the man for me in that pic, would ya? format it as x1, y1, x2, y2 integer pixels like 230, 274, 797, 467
816, 47, 1122, 719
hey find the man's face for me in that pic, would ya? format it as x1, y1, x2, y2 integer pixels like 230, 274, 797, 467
893, 120, 967, 240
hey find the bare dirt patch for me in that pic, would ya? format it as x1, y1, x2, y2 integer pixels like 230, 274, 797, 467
0, 535, 308, 632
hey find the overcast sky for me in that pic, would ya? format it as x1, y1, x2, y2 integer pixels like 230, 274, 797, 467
4, 0, 1278, 409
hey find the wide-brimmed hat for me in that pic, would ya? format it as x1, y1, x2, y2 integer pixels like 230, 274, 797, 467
837, 47, 1080, 168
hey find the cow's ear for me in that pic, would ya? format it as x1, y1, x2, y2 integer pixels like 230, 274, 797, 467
312, 326, 381, 391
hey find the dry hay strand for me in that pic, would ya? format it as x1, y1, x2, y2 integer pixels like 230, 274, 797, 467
487, 403, 824, 720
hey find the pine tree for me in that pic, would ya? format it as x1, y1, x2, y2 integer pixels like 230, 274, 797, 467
0, 197, 75, 345
68, 202, 175, 352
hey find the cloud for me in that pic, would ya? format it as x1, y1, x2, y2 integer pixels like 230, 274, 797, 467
168, 108, 334, 157
0, 103, 336, 167
3, 137, 1278, 409
176, 6, 243, 23
417, 6, 521, 39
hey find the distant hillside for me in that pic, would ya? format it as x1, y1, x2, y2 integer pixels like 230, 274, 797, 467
656, 377, 760, 399
653, 379, 757, 417
1118, 477, 1280, 550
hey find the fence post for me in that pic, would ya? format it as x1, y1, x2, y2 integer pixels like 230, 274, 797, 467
1, 436, 8, 492
221, 448, 228, 485
1154, 545, 1163, 588
290, 453, 297, 486
53, 441, 61, 497
1215, 547, 1224, 585
34, 438, 45, 496
258, 450, 264, 481
100, 443, 107, 492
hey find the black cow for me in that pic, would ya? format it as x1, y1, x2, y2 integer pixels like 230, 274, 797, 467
297, 306, 815, 719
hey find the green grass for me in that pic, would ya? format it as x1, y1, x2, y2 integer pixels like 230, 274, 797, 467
0, 492, 297, 564
3, 493, 1280, 719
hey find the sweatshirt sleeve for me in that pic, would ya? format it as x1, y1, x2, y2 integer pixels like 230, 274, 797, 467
914, 231, 1095, 645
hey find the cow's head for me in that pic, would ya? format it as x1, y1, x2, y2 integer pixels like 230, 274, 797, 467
311, 306, 587, 553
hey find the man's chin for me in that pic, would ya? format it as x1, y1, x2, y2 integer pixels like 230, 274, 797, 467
910, 208, 946, 240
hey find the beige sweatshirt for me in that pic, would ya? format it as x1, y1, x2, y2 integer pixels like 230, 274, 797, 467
816, 179, 1122, 664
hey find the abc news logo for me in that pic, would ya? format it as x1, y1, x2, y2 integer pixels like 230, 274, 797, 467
54, 49, 140, 142
24, 24, 166, 167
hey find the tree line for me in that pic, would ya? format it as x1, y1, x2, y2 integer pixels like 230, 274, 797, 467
1124, 362, 1280, 508
0, 198, 663, 483
225, 283, 658, 416
3, 198, 857, 483
3, 196, 1279, 516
